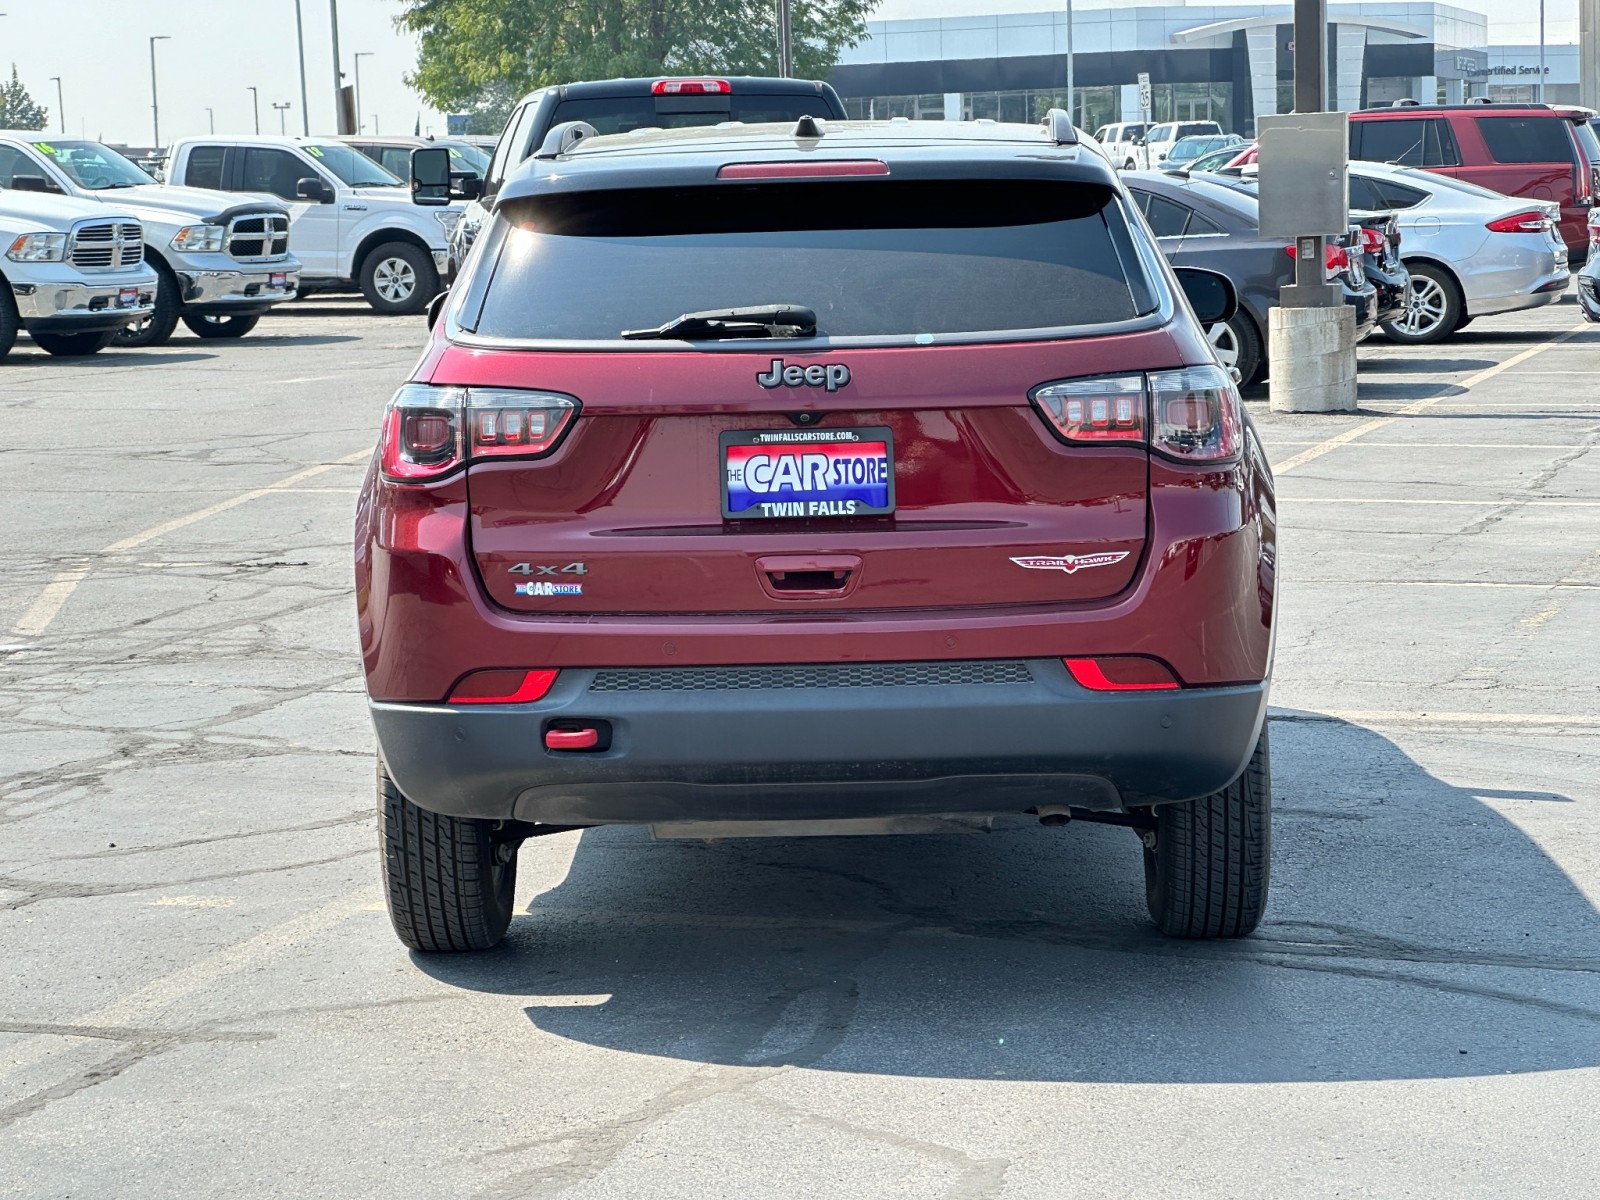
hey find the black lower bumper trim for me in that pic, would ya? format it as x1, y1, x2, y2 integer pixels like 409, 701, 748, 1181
370, 659, 1268, 826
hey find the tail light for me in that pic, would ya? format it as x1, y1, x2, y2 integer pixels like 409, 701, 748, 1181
1590, 219, 1600, 252
1032, 375, 1145, 443
1064, 657, 1180, 691
653, 78, 730, 95
380, 383, 578, 483
1486, 211, 1552, 234
1283, 242, 1349, 276
1360, 228, 1385, 256
1031, 365, 1240, 463
447, 669, 559, 704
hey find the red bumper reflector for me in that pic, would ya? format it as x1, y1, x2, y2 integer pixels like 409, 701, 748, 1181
545, 727, 600, 750
1064, 657, 1180, 691
717, 161, 890, 180
447, 669, 559, 705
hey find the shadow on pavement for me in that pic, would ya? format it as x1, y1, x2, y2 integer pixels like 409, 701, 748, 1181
11, 348, 217, 366
415, 714, 1598, 1083
1356, 357, 1496, 374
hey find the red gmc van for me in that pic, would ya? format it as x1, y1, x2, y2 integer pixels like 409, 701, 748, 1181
1350, 102, 1600, 257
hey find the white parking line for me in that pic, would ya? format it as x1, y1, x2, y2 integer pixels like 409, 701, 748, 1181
1276, 708, 1600, 729
9, 449, 372, 637
1272, 325, 1590, 476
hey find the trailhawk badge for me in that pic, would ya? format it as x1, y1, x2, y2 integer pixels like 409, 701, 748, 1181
1010, 551, 1130, 574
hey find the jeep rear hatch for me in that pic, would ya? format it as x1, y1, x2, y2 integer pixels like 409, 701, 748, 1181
431, 176, 1210, 615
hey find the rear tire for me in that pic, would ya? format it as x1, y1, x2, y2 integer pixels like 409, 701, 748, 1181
113, 263, 182, 347
359, 241, 438, 316
181, 312, 260, 339
1208, 311, 1263, 386
30, 330, 116, 357
1143, 728, 1271, 939
1380, 262, 1462, 344
379, 764, 518, 952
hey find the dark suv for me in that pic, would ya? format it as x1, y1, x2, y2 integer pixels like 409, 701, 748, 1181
358, 115, 1277, 953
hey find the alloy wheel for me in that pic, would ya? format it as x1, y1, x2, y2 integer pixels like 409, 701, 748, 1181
1400, 275, 1448, 337
374, 257, 418, 304
1207, 321, 1239, 370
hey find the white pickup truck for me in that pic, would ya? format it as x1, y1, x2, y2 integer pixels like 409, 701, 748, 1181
1, 187, 158, 359
165, 136, 463, 315
0, 133, 300, 346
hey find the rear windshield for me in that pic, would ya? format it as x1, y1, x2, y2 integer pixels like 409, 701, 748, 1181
473, 179, 1155, 342
549, 96, 837, 136
1572, 119, 1600, 166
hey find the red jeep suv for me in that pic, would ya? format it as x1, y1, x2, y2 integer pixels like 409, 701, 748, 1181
355, 113, 1278, 953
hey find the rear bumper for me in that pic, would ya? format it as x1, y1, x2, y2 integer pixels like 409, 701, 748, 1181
370, 660, 1268, 826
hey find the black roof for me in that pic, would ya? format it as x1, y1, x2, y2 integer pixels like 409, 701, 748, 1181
497, 118, 1117, 202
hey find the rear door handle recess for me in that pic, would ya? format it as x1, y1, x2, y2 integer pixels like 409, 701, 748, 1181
756, 554, 862, 599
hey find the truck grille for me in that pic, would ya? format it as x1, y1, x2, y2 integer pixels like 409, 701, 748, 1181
68, 221, 143, 270
226, 213, 290, 261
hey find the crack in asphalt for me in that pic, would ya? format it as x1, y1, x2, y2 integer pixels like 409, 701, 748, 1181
0, 848, 373, 911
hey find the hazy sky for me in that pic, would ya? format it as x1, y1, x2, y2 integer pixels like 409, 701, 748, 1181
0, 0, 1583, 147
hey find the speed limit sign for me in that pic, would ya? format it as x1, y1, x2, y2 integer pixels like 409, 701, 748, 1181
1137, 72, 1152, 112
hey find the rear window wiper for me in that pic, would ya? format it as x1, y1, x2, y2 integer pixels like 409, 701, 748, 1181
621, 304, 817, 341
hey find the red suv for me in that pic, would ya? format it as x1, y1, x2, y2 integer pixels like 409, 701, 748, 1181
1350, 102, 1600, 257
356, 114, 1278, 953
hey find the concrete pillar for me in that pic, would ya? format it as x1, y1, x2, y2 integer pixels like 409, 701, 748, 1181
1415, 75, 1438, 104
1443, 78, 1464, 104
1334, 24, 1367, 111
1269, 306, 1357, 413
943, 92, 963, 121
1246, 26, 1279, 132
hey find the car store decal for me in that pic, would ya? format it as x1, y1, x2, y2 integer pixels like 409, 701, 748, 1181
1010, 551, 1130, 574
514, 582, 583, 597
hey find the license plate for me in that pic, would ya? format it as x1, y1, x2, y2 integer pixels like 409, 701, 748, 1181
270, 272, 287, 290
721, 427, 894, 520
116, 288, 139, 308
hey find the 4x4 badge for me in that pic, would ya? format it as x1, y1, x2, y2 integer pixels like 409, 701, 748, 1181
1010, 551, 1130, 574
757, 359, 851, 393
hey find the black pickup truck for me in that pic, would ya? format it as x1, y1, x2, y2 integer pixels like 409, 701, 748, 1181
435, 76, 849, 278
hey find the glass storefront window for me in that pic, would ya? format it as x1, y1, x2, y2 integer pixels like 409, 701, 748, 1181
844, 85, 1229, 136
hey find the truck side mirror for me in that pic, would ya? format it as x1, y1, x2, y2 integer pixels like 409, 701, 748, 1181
450, 172, 483, 201
295, 177, 333, 203
410, 147, 451, 206
9, 174, 62, 194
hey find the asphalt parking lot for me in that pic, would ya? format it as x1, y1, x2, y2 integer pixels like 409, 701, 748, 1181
2, 296, 1599, 1197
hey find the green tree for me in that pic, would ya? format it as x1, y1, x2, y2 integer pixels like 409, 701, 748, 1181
396, 0, 871, 123
0, 64, 49, 131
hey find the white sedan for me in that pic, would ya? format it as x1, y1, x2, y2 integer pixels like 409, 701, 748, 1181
1345, 162, 1570, 344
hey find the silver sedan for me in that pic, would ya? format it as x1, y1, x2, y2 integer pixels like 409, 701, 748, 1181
1347, 162, 1570, 344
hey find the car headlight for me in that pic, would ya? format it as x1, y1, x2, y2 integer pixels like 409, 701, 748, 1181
433, 210, 462, 236
170, 224, 226, 253
5, 232, 68, 263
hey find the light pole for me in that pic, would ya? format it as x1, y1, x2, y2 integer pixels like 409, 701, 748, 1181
49, 76, 64, 134
293, 0, 311, 134
1065, 0, 1075, 127
329, 0, 346, 130
1539, 0, 1547, 103
149, 35, 171, 149
776, 0, 792, 77
353, 52, 373, 133
206, 106, 215, 134
273, 102, 292, 135
248, 87, 260, 134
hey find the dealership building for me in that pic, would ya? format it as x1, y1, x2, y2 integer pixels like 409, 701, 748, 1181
829, 2, 1585, 135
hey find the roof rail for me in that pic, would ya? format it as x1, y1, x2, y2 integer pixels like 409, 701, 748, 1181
1041, 107, 1079, 146
536, 120, 598, 160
